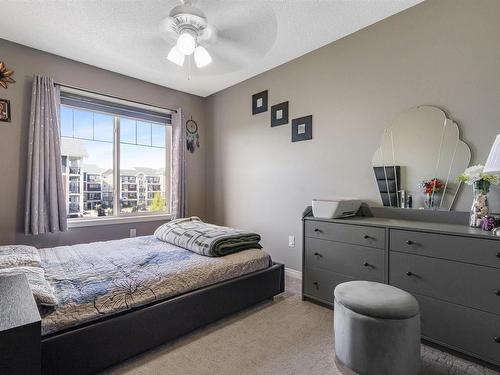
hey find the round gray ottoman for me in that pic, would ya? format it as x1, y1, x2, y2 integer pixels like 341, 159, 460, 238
334, 281, 421, 375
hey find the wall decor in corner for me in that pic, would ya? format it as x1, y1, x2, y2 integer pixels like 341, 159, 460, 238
291, 115, 312, 142
0, 99, 11, 122
186, 116, 200, 153
270, 101, 288, 127
0, 61, 15, 89
252, 90, 268, 115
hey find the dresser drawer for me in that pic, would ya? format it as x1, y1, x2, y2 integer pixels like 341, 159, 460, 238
390, 252, 500, 315
305, 221, 385, 249
416, 293, 500, 366
390, 229, 500, 268
303, 267, 354, 304
304, 237, 385, 281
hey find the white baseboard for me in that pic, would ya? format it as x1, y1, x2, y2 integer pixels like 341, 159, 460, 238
285, 267, 302, 280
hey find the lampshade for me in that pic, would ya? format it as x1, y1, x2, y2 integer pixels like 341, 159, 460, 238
167, 46, 185, 67
176, 32, 196, 55
194, 46, 212, 68
483, 134, 500, 174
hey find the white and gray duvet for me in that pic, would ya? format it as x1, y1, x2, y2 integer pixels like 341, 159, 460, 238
39, 236, 271, 336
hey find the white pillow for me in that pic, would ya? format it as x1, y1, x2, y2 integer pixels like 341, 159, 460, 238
0, 266, 58, 306
0, 244, 42, 269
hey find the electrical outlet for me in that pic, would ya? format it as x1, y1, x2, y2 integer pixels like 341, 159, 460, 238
288, 235, 295, 248
130, 228, 136, 238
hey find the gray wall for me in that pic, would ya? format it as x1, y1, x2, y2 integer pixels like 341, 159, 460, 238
205, 0, 500, 271
0, 39, 207, 247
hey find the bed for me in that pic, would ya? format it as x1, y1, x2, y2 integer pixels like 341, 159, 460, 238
2, 234, 284, 375
39, 235, 273, 336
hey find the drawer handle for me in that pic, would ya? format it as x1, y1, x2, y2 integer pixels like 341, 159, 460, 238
406, 271, 414, 276
495, 290, 500, 296
313, 252, 322, 257
313, 281, 319, 289
363, 234, 372, 240
496, 252, 500, 258
406, 240, 414, 245
495, 337, 500, 343
363, 262, 370, 267
314, 228, 322, 233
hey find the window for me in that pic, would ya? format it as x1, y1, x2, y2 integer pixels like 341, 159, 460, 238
60, 91, 172, 221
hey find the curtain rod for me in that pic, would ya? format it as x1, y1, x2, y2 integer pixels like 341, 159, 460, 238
54, 82, 177, 114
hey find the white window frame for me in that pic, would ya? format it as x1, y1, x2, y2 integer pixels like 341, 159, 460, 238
61, 102, 173, 228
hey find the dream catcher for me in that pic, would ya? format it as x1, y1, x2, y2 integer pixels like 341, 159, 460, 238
186, 116, 200, 153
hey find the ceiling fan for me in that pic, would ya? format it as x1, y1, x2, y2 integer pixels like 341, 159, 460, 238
159, 0, 278, 76
160, 0, 214, 69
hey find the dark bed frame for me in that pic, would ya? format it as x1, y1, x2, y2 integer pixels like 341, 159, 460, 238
1, 262, 284, 375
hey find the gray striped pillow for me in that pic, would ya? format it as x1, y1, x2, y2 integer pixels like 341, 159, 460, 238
0, 245, 42, 269
0, 266, 58, 306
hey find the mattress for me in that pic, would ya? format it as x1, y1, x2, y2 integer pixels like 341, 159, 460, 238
39, 236, 271, 336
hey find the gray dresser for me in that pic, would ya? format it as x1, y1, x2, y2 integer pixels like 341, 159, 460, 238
302, 206, 500, 367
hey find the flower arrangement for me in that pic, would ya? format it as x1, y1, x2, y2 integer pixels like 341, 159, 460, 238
459, 165, 499, 227
458, 164, 499, 186
419, 178, 444, 195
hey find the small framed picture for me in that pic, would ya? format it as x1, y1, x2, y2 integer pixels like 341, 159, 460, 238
270, 101, 288, 127
252, 90, 268, 115
292, 115, 312, 142
0, 99, 11, 122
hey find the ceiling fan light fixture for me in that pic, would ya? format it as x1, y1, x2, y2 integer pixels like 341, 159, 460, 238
177, 31, 196, 55
167, 46, 185, 66
194, 46, 212, 68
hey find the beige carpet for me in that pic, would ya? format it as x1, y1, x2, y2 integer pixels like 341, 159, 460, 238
102, 276, 498, 375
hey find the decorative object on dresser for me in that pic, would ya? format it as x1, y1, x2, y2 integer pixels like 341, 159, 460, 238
373, 166, 401, 207
0, 61, 15, 89
312, 198, 361, 219
252, 90, 268, 115
0, 98, 11, 122
458, 164, 499, 227
419, 178, 444, 210
481, 215, 498, 231
270, 101, 288, 127
372, 106, 471, 210
291, 115, 312, 142
186, 116, 200, 153
302, 205, 500, 368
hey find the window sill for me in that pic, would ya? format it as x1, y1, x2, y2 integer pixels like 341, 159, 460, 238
67, 214, 172, 228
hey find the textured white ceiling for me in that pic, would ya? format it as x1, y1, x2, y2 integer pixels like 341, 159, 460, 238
0, 0, 422, 97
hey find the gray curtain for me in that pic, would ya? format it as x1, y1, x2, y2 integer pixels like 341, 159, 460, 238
171, 108, 187, 219
25, 76, 67, 235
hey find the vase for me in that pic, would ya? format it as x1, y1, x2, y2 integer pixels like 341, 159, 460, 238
469, 180, 490, 227
423, 191, 441, 210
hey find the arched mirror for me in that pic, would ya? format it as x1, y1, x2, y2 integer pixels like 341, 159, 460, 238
372, 106, 471, 210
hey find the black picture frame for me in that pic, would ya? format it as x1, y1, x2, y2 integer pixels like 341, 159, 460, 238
0, 99, 11, 123
252, 90, 268, 115
270, 101, 289, 127
292, 115, 312, 142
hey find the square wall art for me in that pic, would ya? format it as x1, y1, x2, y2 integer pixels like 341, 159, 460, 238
270, 101, 288, 127
252, 90, 268, 115
292, 115, 312, 142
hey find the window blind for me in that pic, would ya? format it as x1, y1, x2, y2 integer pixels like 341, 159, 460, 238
60, 91, 172, 124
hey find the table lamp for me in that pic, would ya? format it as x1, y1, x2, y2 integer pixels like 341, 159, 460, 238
484, 135, 500, 174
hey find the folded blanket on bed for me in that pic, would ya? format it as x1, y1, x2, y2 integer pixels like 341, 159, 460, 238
154, 217, 262, 256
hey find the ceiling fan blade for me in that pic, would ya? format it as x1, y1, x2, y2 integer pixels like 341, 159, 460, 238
198, 23, 218, 44
158, 17, 178, 44
195, 2, 277, 72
